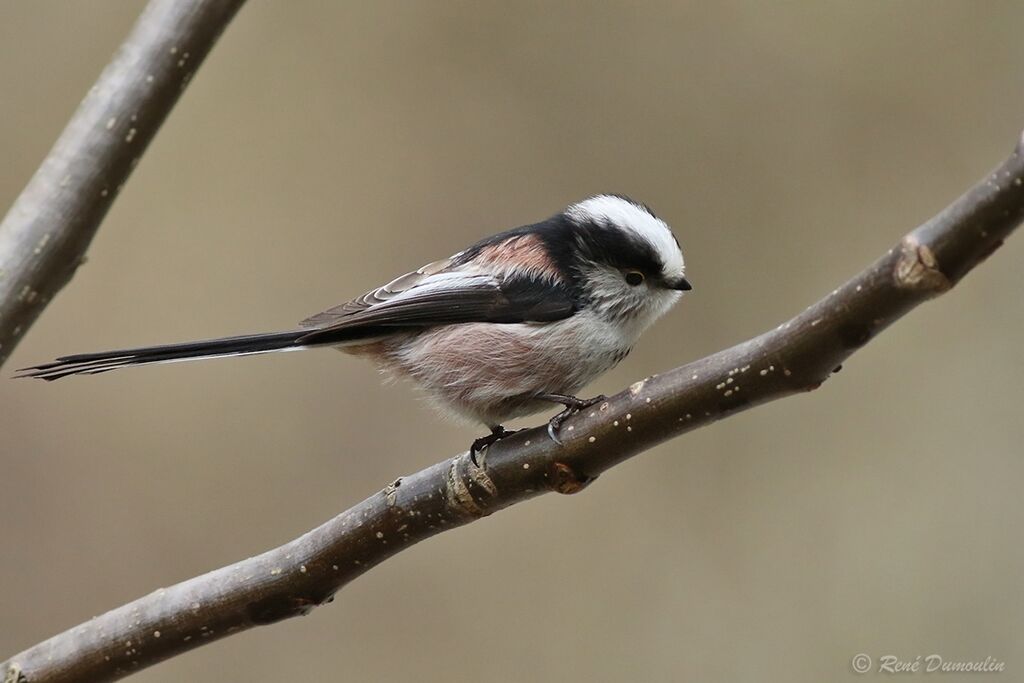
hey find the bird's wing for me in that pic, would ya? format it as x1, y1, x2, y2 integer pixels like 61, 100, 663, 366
299, 256, 454, 327
297, 254, 575, 344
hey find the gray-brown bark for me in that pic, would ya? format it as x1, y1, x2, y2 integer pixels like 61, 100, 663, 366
0, 0, 246, 370
3, 132, 1022, 683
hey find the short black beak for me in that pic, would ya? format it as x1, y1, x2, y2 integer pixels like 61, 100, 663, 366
669, 276, 692, 291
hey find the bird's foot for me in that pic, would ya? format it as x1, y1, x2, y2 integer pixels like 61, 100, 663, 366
537, 393, 607, 445
469, 425, 519, 466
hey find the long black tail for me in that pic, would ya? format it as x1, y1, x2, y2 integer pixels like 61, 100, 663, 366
15, 330, 314, 381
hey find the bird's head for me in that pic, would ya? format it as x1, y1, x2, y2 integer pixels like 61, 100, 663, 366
561, 194, 690, 333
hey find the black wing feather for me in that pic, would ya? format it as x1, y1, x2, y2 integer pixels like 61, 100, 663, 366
298, 275, 575, 344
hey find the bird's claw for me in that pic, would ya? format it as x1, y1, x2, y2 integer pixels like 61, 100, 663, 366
545, 394, 606, 446
547, 420, 563, 446
469, 425, 518, 466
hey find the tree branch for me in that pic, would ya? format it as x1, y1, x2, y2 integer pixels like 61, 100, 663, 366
0, 0, 246, 370
4, 131, 1022, 682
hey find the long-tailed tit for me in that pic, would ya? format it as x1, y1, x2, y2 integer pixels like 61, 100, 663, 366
18, 195, 691, 457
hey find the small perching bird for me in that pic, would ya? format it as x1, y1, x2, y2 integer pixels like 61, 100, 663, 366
18, 195, 691, 456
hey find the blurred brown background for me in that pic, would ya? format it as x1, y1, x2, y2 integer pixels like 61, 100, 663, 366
2, 2, 1023, 681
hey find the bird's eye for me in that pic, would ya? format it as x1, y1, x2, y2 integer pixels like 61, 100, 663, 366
624, 271, 645, 286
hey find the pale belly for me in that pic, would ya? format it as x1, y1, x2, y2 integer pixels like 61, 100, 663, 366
342, 314, 632, 426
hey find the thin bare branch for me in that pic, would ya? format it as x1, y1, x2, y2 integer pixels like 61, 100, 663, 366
0, 0, 246, 370
4, 132, 1022, 683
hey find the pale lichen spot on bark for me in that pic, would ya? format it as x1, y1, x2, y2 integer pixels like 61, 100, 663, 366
33, 233, 51, 254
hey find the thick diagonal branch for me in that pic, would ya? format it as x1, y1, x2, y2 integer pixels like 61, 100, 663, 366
0, 0, 246, 369
4, 133, 1022, 683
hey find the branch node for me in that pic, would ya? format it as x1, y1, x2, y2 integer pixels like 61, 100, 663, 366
444, 457, 494, 518
383, 478, 401, 507
469, 459, 497, 497
895, 236, 951, 293
2, 662, 25, 683
547, 462, 596, 495
245, 594, 318, 626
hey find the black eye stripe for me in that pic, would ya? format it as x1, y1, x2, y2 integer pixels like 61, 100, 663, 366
571, 223, 663, 275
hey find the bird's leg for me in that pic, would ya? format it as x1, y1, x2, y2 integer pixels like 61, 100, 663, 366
535, 393, 607, 445
470, 424, 519, 466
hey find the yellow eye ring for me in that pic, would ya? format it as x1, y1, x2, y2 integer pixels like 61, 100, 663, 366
624, 271, 645, 286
